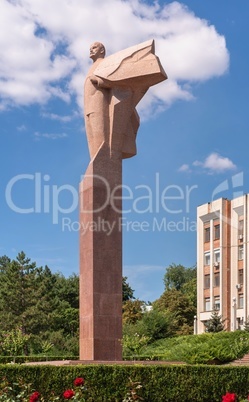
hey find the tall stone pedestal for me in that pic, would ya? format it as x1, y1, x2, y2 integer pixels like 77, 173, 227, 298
79, 39, 167, 361
79, 147, 122, 360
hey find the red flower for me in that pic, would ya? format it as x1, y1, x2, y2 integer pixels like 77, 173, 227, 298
73, 377, 85, 387
29, 391, 40, 402
222, 392, 237, 402
63, 389, 75, 399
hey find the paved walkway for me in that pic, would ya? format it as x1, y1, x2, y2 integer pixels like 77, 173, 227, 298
24, 360, 186, 366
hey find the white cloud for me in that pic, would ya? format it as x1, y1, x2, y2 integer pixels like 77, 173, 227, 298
0, 0, 229, 115
34, 131, 68, 140
192, 160, 202, 167
186, 152, 237, 174
17, 124, 27, 131
202, 152, 236, 173
178, 163, 191, 173
41, 112, 74, 122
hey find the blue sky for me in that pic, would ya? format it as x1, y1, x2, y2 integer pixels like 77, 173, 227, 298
0, 0, 248, 302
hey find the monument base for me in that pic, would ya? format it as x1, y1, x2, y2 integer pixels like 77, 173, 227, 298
79, 147, 123, 361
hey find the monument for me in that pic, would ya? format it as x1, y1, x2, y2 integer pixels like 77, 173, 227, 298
79, 39, 167, 360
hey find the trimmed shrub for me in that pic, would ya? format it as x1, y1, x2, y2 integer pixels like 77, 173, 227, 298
137, 331, 249, 364
1, 364, 249, 401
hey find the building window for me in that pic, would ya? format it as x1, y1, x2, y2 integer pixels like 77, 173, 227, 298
204, 252, 210, 266
238, 219, 244, 239
204, 227, 210, 242
204, 274, 210, 289
214, 296, 220, 310
214, 224, 220, 240
204, 298, 210, 311
238, 294, 244, 309
238, 269, 243, 285
214, 273, 220, 287
214, 250, 220, 267
237, 317, 244, 330
238, 245, 244, 260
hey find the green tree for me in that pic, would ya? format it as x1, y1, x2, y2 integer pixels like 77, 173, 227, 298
154, 288, 196, 335
122, 299, 144, 324
244, 316, 249, 332
0, 252, 139, 356
0, 252, 43, 335
137, 309, 171, 342
0, 255, 11, 271
122, 277, 134, 302
0, 252, 80, 355
0, 327, 30, 356
27, 264, 60, 335
51, 273, 79, 336
182, 276, 197, 308
163, 263, 196, 291
205, 310, 225, 333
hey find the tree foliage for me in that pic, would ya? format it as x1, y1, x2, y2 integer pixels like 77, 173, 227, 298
0, 252, 80, 356
0, 252, 198, 357
244, 316, 249, 332
154, 288, 196, 335
0, 252, 136, 357
163, 263, 196, 292
122, 277, 134, 302
122, 299, 144, 324
122, 263, 197, 355
152, 264, 197, 336
137, 309, 172, 342
205, 310, 225, 333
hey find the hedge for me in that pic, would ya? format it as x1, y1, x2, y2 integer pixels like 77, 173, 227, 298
1, 364, 249, 401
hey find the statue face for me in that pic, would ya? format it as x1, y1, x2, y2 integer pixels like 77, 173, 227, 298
89, 42, 104, 61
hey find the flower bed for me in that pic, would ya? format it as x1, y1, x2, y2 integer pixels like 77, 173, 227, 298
222, 392, 249, 402
0, 375, 142, 401
1, 364, 249, 401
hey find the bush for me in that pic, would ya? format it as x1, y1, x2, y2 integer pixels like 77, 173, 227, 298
128, 309, 172, 344
139, 331, 249, 364
1, 364, 249, 401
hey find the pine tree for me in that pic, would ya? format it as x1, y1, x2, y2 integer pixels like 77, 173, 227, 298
243, 316, 249, 331
0, 251, 138, 355
122, 277, 134, 302
205, 310, 225, 333
0, 252, 42, 334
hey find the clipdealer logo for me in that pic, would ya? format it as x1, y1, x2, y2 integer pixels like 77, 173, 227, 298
62, 216, 197, 234
5, 173, 78, 224
5, 172, 198, 230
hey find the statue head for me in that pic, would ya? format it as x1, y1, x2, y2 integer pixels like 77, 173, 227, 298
89, 42, 106, 62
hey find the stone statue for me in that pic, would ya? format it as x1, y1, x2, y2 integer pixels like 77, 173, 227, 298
80, 40, 167, 361
84, 40, 167, 160
84, 42, 110, 160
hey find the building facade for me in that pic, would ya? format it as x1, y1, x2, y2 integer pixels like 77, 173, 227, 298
197, 195, 249, 333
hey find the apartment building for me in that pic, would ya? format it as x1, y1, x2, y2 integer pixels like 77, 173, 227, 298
197, 195, 249, 333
